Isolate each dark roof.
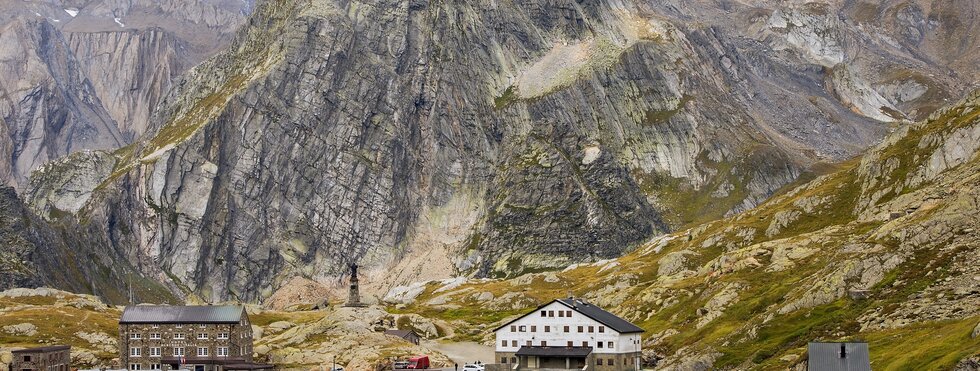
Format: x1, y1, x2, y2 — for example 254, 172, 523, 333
12, 346, 70, 353
515, 346, 593, 357
807, 342, 871, 371
120, 305, 245, 324
384, 329, 419, 339
493, 298, 644, 334
555, 298, 645, 333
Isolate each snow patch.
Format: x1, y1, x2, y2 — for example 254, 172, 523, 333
64, 9, 78, 17
113, 17, 125, 27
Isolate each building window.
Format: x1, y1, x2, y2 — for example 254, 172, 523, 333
173, 333, 185, 340
501, 340, 507, 347
544, 326, 550, 332
130, 348, 141, 357
588, 326, 594, 332
567, 341, 573, 347
582, 341, 588, 347
510, 325, 516, 332
150, 364, 160, 370
566, 311, 572, 317
558, 311, 565, 318
150, 347, 161, 357
501, 358, 507, 364
197, 347, 208, 357
511, 340, 517, 347
197, 333, 208, 340
541, 341, 547, 346
577, 326, 583, 333
151, 325, 159, 329
598, 326, 605, 333
130, 364, 141, 370
217, 347, 228, 357
526, 341, 531, 346
518, 325, 526, 332
608, 359, 614, 366
130, 333, 142, 340
597, 359, 603, 366
199, 324, 206, 328
510, 357, 516, 364
23, 356, 31, 362
563, 326, 569, 332
598, 342, 603, 349
530, 326, 536, 332
548, 310, 554, 317
175, 324, 183, 328
218, 333, 229, 339
150, 333, 161, 340
540, 311, 546, 317
173, 348, 184, 357
608, 341, 614, 348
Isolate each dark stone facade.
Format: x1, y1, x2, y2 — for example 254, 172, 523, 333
119, 319, 253, 371
11, 346, 70, 371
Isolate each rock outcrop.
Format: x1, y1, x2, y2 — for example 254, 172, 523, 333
0, 0, 252, 188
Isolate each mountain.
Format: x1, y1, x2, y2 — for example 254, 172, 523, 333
393, 89, 980, 369
14, 0, 980, 303
0, 0, 253, 188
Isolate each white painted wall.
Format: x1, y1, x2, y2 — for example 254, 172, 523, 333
493, 301, 642, 355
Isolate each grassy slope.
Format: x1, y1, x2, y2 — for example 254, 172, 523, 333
394, 93, 980, 369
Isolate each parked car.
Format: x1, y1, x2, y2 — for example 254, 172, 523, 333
393, 361, 410, 369
406, 355, 430, 369
462, 364, 485, 371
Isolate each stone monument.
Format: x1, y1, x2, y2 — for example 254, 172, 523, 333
344, 262, 367, 307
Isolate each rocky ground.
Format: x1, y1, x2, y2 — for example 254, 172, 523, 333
0, 288, 454, 371
386, 91, 980, 369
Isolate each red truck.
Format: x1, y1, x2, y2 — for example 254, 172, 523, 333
406, 355, 430, 369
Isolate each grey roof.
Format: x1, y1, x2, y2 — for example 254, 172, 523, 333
807, 342, 871, 371
516, 346, 593, 357
493, 298, 644, 334
556, 298, 645, 333
120, 305, 245, 324
12, 346, 70, 353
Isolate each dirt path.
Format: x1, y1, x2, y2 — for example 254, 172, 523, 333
423, 341, 495, 367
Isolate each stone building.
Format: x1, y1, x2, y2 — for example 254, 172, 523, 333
118, 305, 267, 371
10, 346, 70, 371
493, 298, 644, 371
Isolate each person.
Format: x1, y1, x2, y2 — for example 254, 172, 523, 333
454, 363, 458, 371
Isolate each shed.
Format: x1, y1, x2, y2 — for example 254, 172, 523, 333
807, 342, 871, 371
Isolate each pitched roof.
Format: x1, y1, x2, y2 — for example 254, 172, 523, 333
807, 342, 871, 371
120, 305, 245, 324
493, 298, 644, 334
515, 346, 593, 357
12, 346, 70, 353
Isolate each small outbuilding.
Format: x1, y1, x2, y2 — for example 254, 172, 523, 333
11, 345, 71, 371
807, 342, 871, 371
384, 329, 421, 345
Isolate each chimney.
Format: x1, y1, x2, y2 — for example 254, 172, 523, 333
839, 343, 846, 358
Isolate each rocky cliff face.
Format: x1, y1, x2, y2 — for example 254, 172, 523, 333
18, 0, 979, 303
0, 0, 252, 187
399, 89, 980, 369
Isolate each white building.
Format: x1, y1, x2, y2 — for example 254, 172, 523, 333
493, 298, 643, 371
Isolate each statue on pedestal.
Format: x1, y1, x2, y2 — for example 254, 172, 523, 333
344, 262, 367, 307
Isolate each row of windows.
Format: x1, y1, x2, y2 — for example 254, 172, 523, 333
130, 333, 230, 340
129, 363, 161, 370
510, 324, 607, 334
129, 347, 232, 357
539, 310, 574, 318
501, 340, 615, 349
498, 357, 635, 366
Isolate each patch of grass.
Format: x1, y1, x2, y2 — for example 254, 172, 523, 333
865, 316, 980, 370
494, 85, 519, 109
